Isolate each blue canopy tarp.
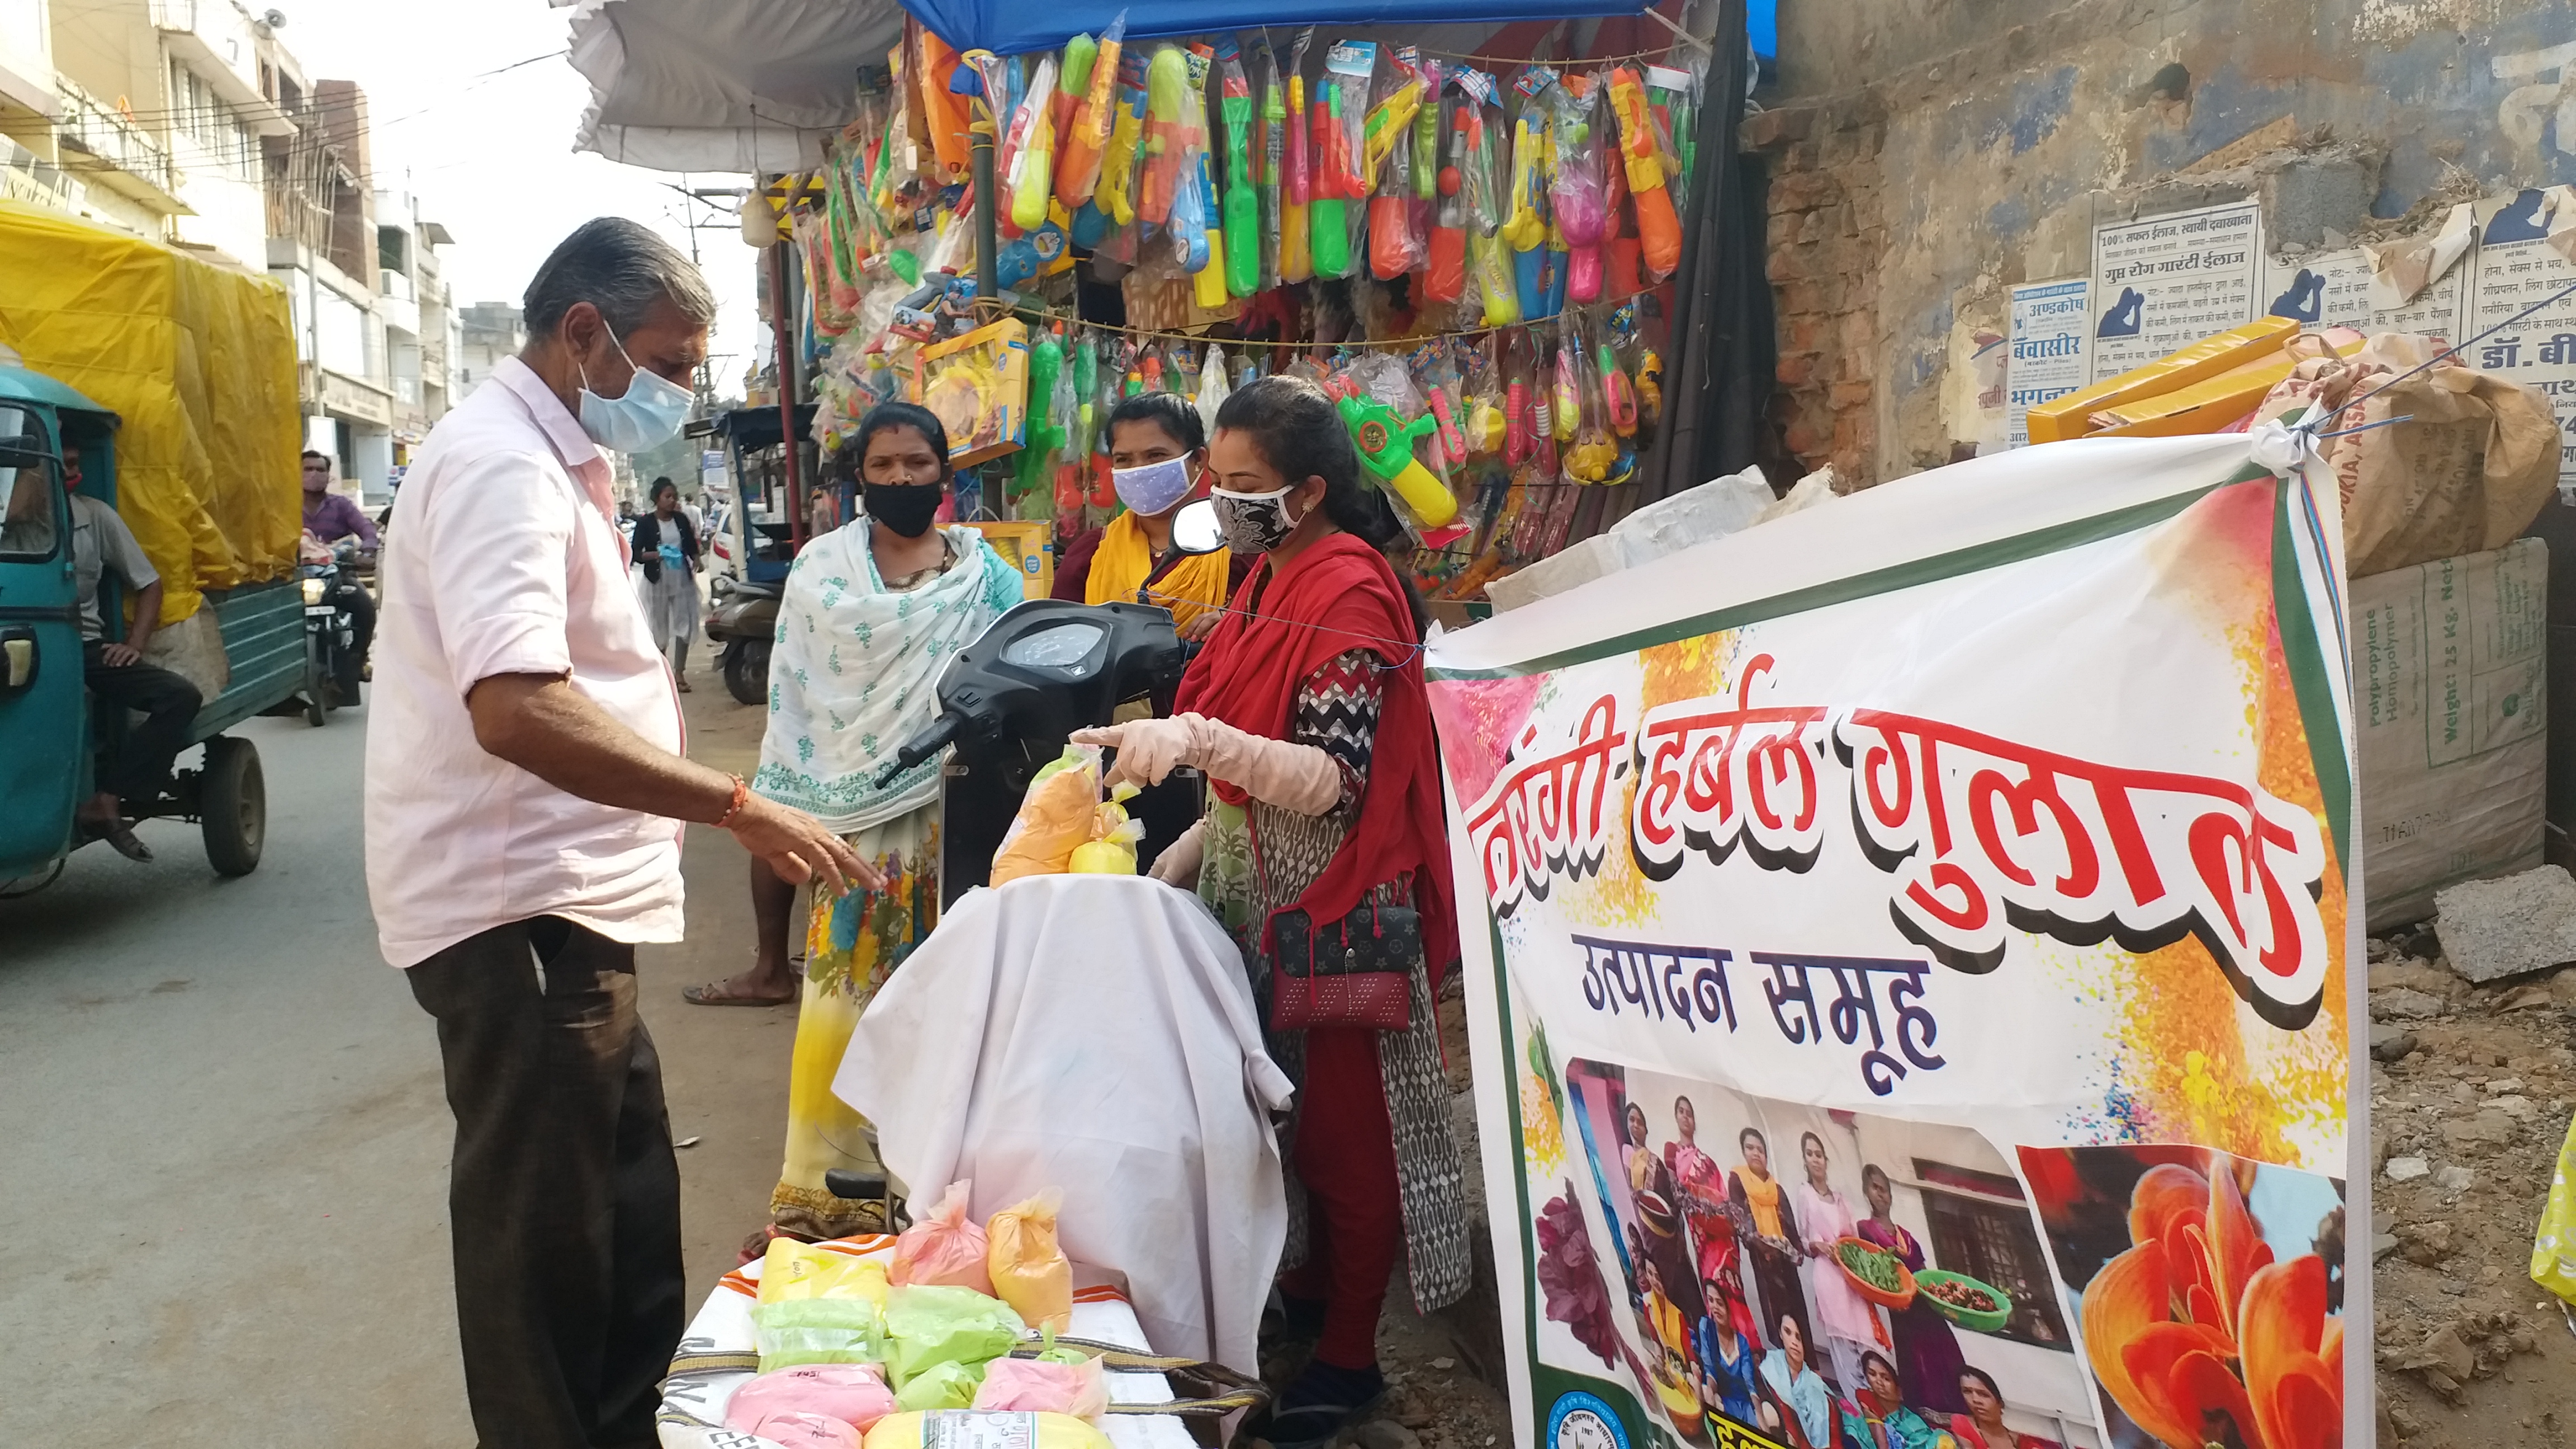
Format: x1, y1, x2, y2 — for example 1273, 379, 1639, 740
897, 0, 1659, 55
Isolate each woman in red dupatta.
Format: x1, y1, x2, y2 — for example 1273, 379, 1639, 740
1076, 376, 1467, 1449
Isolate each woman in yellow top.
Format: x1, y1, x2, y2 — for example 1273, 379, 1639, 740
1050, 391, 1247, 634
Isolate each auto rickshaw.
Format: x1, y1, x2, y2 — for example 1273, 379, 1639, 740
0, 365, 309, 889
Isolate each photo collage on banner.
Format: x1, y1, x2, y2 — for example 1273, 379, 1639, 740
1428, 434, 2359, 1449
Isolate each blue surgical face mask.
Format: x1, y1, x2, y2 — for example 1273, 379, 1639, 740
577, 324, 694, 452
1111, 455, 1197, 516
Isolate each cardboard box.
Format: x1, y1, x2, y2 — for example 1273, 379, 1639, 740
967, 520, 1054, 600
2091, 330, 2366, 438
2352, 538, 2549, 930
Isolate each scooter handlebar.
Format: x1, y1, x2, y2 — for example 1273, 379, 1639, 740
873, 711, 965, 789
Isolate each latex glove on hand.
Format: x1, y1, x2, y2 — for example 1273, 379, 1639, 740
1070, 715, 1203, 789
1070, 712, 1344, 817
1149, 818, 1206, 890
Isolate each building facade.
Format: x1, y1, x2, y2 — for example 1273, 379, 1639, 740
0, 0, 457, 500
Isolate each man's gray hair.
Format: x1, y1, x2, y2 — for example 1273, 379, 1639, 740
523, 217, 716, 338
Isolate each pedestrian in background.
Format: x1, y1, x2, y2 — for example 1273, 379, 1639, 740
631, 475, 701, 689
366, 216, 872, 1449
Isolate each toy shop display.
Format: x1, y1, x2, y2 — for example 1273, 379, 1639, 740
771, 15, 1708, 602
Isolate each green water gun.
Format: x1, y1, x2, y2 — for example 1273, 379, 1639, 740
1412, 59, 1441, 201
1217, 40, 1258, 297
1328, 379, 1459, 527
1311, 40, 1375, 280
1015, 324, 1066, 500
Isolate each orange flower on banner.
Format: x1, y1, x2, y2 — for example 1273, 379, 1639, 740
2081, 1154, 2343, 1449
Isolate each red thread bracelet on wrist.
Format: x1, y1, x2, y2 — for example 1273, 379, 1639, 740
712, 774, 750, 828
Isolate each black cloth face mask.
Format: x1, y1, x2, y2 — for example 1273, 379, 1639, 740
864, 480, 945, 537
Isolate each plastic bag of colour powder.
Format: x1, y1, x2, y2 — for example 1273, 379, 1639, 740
986, 1188, 1073, 1331
892, 1180, 995, 1294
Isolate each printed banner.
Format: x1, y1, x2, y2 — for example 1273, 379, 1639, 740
2090, 201, 2264, 383
1428, 435, 2366, 1449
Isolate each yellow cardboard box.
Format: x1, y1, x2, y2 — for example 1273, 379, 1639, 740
2025, 316, 2297, 443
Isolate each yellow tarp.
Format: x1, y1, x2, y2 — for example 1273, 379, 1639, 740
0, 200, 300, 623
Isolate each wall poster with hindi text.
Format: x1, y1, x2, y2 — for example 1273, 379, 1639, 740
2262, 247, 2467, 341
2090, 201, 2264, 383
2467, 187, 2576, 490
1428, 434, 2365, 1449
2007, 278, 2092, 448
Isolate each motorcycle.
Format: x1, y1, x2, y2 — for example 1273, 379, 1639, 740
873, 499, 1229, 898
297, 538, 367, 726
703, 572, 782, 706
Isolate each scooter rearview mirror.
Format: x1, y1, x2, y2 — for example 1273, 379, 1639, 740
1169, 498, 1225, 556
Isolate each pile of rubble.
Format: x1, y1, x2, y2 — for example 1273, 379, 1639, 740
2368, 867, 2576, 1445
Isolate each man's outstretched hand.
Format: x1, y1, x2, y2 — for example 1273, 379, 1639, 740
727, 793, 882, 896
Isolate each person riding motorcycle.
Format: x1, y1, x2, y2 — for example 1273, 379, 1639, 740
300, 450, 378, 676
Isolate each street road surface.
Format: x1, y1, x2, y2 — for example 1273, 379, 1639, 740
0, 680, 802, 1445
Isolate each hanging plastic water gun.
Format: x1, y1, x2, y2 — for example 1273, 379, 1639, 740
1090, 339, 1130, 513
1408, 59, 1442, 277
1424, 87, 1469, 303
1138, 45, 1190, 226
1280, 29, 1315, 283
1363, 53, 1425, 281
1426, 372, 1468, 470
1498, 72, 1552, 253
1053, 13, 1126, 210
1450, 78, 1515, 326
1078, 52, 1149, 245
1607, 65, 1680, 281
916, 29, 974, 181
1216, 41, 1258, 297
1462, 340, 1508, 457
1503, 329, 1533, 468
1054, 31, 1092, 137
1190, 137, 1227, 308
1053, 329, 1096, 528
1015, 324, 1067, 501
1325, 376, 1459, 527
1006, 56, 1061, 233
1311, 40, 1375, 280
1257, 38, 1285, 291
1596, 335, 1637, 437
1550, 74, 1608, 304
1173, 45, 1221, 303
1558, 315, 1618, 484
1649, 64, 1699, 214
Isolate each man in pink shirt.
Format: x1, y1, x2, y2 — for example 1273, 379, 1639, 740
367, 217, 873, 1449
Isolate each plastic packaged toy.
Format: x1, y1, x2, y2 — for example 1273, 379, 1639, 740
1550, 74, 1608, 303
910, 317, 1030, 467
1310, 39, 1374, 280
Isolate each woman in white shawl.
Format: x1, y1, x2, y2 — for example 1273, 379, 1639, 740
735, 401, 1020, 1238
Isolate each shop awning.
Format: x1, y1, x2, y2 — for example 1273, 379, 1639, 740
896, 0, 1661, 55
560, 0, 907, 173
557, 0, 1710, 172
